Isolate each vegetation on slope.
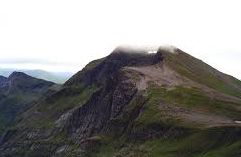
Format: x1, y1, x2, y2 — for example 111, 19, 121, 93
90, 126, 241, 157
161, 50, 241, 98
89, 85, 241, 157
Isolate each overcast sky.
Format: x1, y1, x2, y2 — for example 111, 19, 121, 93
0, 0, 240, 79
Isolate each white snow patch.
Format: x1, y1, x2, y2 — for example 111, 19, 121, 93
148, 50, 157, 54
235, 120, 241, 124
114, 45, 159, 54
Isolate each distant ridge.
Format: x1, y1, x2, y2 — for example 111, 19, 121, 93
0, 75, 7, 82
0, 72, 56, 134
0, 68, 73, 84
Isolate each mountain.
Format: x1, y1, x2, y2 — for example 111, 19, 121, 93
0, 75, 7, 82
0, 72, 57, 134
0, 69, 73, 84
0, 46, 241, 157
0, 76, 7, 87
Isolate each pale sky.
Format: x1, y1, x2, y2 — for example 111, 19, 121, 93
0, 0, 241, 79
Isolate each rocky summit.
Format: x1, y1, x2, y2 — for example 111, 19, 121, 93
0, 46, 241, 157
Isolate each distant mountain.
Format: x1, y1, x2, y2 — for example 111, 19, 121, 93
0, 68, 73, 84
0, 46, 241, 157
0, 72, 57, 134
0, 76, 7, 87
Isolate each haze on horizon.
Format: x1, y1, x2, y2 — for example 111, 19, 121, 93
0, 0, 241, 79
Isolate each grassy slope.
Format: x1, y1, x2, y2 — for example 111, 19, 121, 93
4, 84, 99, 156
0, 91, 46, 134
162, 51, 241, 98
90, 85, 241, 157
0, 73, 56, 133
91, 126, 241, 157
18, 85, 98, 129
147, 86, 241, 119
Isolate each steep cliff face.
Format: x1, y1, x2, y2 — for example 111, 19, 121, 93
0, 47, 241, 157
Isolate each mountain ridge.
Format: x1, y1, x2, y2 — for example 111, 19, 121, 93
0, 69, 73, 84
0, 76, 7, 86
0, 72, 57, 135
0, 46, 241, 157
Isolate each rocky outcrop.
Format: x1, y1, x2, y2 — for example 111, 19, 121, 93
65, 72, 138, 141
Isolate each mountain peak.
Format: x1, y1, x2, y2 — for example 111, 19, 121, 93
5, 71, 55, 94
8, 71, 31, 80
108, 48, 163, 65
1, 46, 241, 157
0, 75, 7, 86
112, 45, 182, 54
66, 45, 241, 97
65, 46, 164, 86
0, 75, 7, 81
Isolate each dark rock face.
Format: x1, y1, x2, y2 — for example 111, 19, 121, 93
65, 71, 138, 142
62, 49, 165, 142
65, 48, 163, 87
